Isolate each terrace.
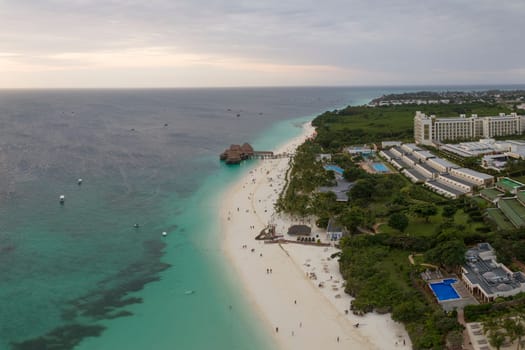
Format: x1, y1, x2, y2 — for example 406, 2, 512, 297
496, 177, 524, 194
485, 208, 515, 231
479, 188, 503, 203
517, 190, 525, 205
498, 198, 525, 228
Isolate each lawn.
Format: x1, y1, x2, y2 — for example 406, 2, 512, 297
312, 103, 512, 150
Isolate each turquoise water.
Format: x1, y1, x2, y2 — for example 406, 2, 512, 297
75, 115, 311, 350
2, 86, 521, 349
372, 163, 389, 172
0, 88, 361, 350
324, 165, 344, 175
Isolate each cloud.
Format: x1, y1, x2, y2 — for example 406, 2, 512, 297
0, 0, 524, 87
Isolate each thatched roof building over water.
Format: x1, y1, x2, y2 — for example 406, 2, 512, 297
220, 143, 256, 164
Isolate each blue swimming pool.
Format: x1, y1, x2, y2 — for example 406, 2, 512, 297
429, 279, 460, 301
324, 165, 344, 175
372, 162, 389, 172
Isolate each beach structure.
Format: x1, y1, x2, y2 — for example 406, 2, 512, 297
414, 111, 525, 146
219, 143, 274, 164
287, 225, 312, 236
461, 243, 525, 303
326, 218, 345, 241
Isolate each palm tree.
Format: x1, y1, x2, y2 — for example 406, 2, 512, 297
483, 316, 506, 350
504, 317, 518, 350
511, 314, 525, 350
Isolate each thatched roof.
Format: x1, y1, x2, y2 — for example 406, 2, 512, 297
221, 142, 255, 164
241, 143, 254, 155
287, 225, 312, 235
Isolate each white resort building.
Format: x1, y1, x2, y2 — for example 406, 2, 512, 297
462, 243, 525, 303
414, 111, 525, 146
379, 143, 494, 199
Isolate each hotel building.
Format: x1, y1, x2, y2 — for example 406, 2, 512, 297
414, 111, 525, 146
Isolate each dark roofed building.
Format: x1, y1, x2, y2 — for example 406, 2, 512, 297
287, 225, 312, 236
461, 243, 525, 303
326, 218, 345, 241
220, 143, 255, 164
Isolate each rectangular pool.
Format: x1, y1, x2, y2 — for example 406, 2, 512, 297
429, 278, 460, 301
372, 162, 389, 173
324, 165, 344, 175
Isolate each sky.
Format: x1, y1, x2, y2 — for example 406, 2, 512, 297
0, 0, 524, 88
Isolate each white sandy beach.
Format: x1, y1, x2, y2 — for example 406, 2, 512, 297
221, 122, 411, 350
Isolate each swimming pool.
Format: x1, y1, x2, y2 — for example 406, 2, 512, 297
429, 278, 460, 301
324, 165, 344, 175
372, 162, 389, 173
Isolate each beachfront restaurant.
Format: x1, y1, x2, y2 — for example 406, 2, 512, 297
461, 243, 525, 303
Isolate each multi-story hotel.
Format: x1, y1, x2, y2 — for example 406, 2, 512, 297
414, 111, 525, 145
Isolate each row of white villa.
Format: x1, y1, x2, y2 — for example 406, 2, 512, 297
380, 143, 494, 198
414, 111, 525, 146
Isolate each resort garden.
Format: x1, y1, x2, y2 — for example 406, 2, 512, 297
276, 101, 525, 349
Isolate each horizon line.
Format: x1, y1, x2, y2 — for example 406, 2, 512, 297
1, 83, 525, 91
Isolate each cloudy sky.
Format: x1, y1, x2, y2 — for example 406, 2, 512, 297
0, 0, 524, 88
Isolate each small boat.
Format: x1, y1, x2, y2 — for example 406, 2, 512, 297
77, 178, 83, 185
184, 290, 195, 295
59, 195, 65, 204
162, 231, 167, 237
133, 224, 140, 228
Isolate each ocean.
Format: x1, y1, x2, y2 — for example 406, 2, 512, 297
0, 85, 522, 350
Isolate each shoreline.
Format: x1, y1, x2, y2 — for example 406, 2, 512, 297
220, 121, 411, 349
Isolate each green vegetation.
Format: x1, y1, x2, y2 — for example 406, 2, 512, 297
464, 297, 525, 350
312, 103, 512, 151
277, 99, 525, 349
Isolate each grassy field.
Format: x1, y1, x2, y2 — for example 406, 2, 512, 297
312, 103, 512, 149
